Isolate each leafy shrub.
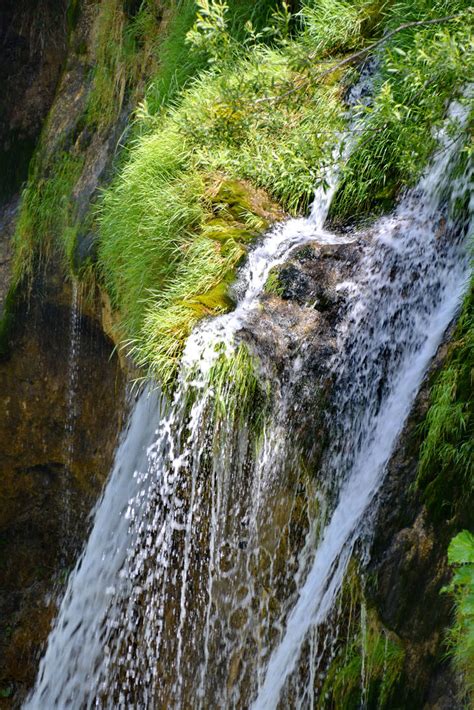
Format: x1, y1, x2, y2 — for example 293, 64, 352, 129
330, 0, 473, 222
443, 530, 474, 706
417, 282, 473, 524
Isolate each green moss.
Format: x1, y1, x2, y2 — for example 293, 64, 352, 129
320, 566, 405, 709
443, 530, 474, 706
416, 281, 473, 525
12, 150, 85, 283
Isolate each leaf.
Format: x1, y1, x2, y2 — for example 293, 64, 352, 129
448, 531, 474, 566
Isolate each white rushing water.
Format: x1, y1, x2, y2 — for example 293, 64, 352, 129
253, 98, 472, 707
26, 96, 471, 708
25, 388, 161, 709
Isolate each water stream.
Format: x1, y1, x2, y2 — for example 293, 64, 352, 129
26, 98, 471, 708
61, 280, 83, 553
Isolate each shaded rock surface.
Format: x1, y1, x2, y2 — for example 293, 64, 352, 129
366, 331, 463, 709
0, 274, 126, 706
0, 0, 69, 199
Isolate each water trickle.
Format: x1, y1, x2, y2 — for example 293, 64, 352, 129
61, 280, 83, 551
26, 97, 471, 709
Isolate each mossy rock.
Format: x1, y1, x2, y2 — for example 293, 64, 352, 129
202, 220, 257, 244
186, 280, 236, 313
206, 175, 285, 226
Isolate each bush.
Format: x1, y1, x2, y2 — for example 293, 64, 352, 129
443, 530, 474, 706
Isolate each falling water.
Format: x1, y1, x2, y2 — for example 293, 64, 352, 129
26, 97, 471, 708
253, 98, 472, 708
26, 387, 161, 709
61, 280, 83, 550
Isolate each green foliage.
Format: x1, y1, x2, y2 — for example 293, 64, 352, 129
186, 0, 231, 64
12, 150, 85, 282
85, 0, 162, 130
206, 343, 269, 431
143, 0, 207, 113
142, 0, 281, 115
99, 0, 375, 386
417, 282, 473, 524
443, 530, 474, 706
319, 569, 405, 710
264, 269, 285, 297
300, 0, 376, 57
97, 147, 278, 387
330, 0, 473, 222
320, 619, 405, 709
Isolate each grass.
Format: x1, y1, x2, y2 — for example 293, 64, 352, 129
329, 0, 474, 223
319, 615, 405, 709
143, 0, 281, 115
416, 281, 473, 525
12, 150, 85, 283
85, 0, 162, 131
190, 342, 269, 434
443, 530, 474, 707
98, 0, 375, 386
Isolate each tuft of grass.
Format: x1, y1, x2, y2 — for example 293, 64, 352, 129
416, 281, 473, 524
319, 617, 405, 709
264, 269, 285, 297
206, 342, 269, 432
443, 530, 474, 706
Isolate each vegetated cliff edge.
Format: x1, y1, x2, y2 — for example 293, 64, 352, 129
0, 0, 472, 707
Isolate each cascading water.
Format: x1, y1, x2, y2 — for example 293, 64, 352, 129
65, 281, 82, 468
26, 387, 162, 708
254, 98, 472, 707
26, 96, 471, 709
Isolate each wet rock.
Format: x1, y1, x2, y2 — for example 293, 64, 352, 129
364, 327, 463, 708
0, 199, 18, 322
0, 279, 126, 705
0, 0, 69, 199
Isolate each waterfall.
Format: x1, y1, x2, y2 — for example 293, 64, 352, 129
253, 98, 472, 707
26, 97, 471, 708
65, 281, 83, 462
25, 387, 161, 709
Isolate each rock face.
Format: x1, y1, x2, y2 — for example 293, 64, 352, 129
241, 239, 362, 471
0, 0, 69, 200
0, 1, 130, 705
0, 271, 126, 705
366, 335, 462, 709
